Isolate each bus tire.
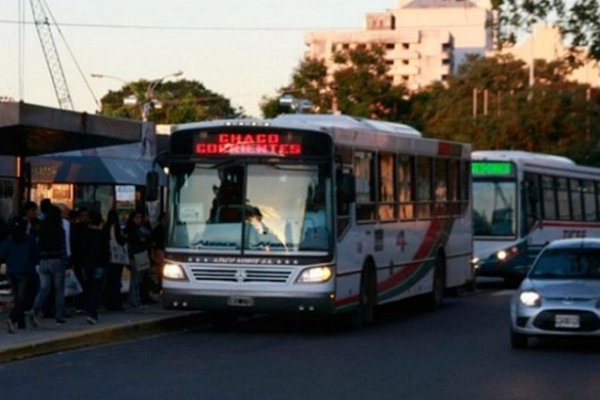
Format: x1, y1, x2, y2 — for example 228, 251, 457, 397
348, 261, 377, 329
424, 252, 446, 311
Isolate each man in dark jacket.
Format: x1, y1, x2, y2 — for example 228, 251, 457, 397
0, 218, 40, 332
81, 209, 109, 324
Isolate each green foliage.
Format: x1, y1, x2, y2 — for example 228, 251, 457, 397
413, 54, 600, 166
260, 46, 409, 120
97, 79, 244, 123
494, 1, 600, 61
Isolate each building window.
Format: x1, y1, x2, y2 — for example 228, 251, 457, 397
402, 59, 409, 65
386, 43, 395, 50
402, 43, 410, 50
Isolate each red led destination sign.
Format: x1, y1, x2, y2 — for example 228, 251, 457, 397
195, 133, 303, 156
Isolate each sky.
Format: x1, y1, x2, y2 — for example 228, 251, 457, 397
0, 0, 396, 117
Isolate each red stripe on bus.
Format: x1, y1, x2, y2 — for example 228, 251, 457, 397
538, 221, 600, 228
335, 220, 445, 307
438, 142, 463, 157
378, 219, 443, 292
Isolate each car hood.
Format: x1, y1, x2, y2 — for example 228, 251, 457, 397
523, 278, 600, 299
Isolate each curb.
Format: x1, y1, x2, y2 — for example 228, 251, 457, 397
0, 312, 206, 364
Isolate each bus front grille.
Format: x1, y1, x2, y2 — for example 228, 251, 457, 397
190, 267, 293, 283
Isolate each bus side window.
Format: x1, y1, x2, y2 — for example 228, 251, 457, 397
524, 174, 541, 232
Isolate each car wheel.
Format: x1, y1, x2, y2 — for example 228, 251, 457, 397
511, 330, 528, 349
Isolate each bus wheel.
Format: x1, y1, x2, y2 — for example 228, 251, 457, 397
425, 252, 446, 311
348, 262, 377, 328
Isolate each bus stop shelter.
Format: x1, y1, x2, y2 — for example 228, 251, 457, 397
0, 101, 144, 210
0, 101, 141, 156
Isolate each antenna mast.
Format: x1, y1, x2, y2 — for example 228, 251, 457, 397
29, 0, 74, 110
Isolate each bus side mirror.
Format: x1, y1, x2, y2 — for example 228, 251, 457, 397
146, 171, 159, 202
338, 172, 356, 203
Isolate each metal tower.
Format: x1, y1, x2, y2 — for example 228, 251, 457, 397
29, 0, 74, 110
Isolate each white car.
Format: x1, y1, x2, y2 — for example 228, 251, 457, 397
510, 238, 600, 349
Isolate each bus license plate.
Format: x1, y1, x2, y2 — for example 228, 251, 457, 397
555, 314, 580, 329
227, 296, 254, 307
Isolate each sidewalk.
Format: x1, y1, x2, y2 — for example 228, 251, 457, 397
0, 298, 205, 363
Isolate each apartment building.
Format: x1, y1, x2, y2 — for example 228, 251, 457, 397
492, 25, 600, 87
305, 0, 493, 91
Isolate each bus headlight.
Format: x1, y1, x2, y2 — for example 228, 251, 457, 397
297, 266, 333, 283
497, 246, 519, 261
163, 263, 188, 281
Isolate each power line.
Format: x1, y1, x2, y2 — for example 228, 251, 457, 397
0, 19, 360, 32
2, 18, 491, 31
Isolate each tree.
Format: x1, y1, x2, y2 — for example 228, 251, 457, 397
98, 79, 244, 124
493, 0, 600, 61
412, 54, 600, 165
261, 46, 410, 120
260, 58, 329, 117
331, 46, 409, 119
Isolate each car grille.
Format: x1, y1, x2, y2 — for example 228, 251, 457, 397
190, 267, 293, 283
533, 310, 600, 332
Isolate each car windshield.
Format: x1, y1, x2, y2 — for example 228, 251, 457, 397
472, 179, 517, 237
530, 248, 600, 279
167, 161, 332, 255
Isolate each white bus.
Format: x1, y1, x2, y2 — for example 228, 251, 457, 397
151, 114, 473, 325
472, 150, 600, 285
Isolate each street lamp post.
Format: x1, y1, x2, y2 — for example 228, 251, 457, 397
91, 70, 183, 120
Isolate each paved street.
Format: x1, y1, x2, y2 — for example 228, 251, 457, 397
1, 283, 598, 400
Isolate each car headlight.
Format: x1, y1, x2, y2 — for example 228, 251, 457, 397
163, 263, 187, 280
297, 266, 333, 283
497, 250, 508, 260
519, 290, 541, 307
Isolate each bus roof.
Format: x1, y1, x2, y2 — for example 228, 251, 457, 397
172, 114, 422, 137
472, 150, 576, 167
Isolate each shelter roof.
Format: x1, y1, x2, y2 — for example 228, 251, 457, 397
0, 102, 142, 156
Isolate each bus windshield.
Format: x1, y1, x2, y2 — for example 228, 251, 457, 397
167, 161, 332, 255
472, 179, 517, 237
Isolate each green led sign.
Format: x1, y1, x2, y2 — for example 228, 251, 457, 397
472, 161, 513, 176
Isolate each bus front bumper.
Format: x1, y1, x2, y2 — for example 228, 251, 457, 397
162, 288, 336, 315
